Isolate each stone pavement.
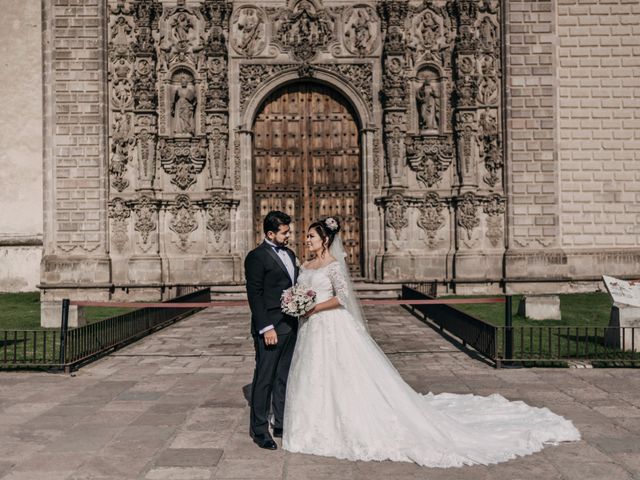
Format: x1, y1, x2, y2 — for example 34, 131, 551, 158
1, 305, 640, 480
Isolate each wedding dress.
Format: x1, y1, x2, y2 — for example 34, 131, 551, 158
282, 260, 580, 468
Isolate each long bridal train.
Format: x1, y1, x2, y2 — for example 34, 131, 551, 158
283, 261, 580, 468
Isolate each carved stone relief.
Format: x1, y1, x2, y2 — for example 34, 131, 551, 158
231, 7, 266, 56
206, 195, 231, 242
169, 194, 198, 250
483, 193, 505, 247
405, 135, 454, 188
343, 6, 379, 56
456, 191, 480, 243
385, 193, 409, 240
272, 0, 335, 61
158, 138, 208, 190
417, 193, 445, 247
108, 198, 131, 252
133, 195, 158, 251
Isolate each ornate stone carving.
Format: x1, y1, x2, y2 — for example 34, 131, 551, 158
417, 192, 445, 247
454, 110, 478, 184
157, 4, 206, 71
373, 129, 382, 189
483, 193, 504, 248
272, 0, 335, 62
408, 3, 454, 67
322, 63, 373, 111
479, 109, 502, 187
109, 139, 132, 192
108, 198, 131, 252
239, 64, 295, 113
385, 193, 408, 240
170, 194, 198, 250
158, 138, 208, 190
378, 1, 408, 54
169, 70, 197, 136
456, 192, 479, 241
233, 130, 241, 190
384, 112, 407, 179
406, 135, 454, 188
231, 6, 266, 56
239, 63, 373, 115
415, 68, 442, 132
133, 195, 158, 247
343, 6, 379, 56
206, 195, 230, 242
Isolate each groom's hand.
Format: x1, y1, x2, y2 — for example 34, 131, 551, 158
264, 329, 278, 346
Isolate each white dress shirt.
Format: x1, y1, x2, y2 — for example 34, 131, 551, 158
259, 239, 295, 335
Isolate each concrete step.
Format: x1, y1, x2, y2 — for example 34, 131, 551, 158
210, 283, 403, 301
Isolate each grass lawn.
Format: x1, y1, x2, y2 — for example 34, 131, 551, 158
0, 292, 135, 331
452, 292, 612, 328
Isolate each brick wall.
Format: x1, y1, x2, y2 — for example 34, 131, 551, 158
505, 0, 560, 250
558, 0, 640, 248
43, 0, 107, 255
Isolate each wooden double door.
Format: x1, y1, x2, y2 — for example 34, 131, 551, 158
253, 83, 362, 275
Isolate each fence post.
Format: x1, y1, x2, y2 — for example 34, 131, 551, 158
59, 299, 70, 369
505, 295, 513, 362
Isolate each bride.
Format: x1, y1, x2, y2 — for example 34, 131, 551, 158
282, 217, 580, 468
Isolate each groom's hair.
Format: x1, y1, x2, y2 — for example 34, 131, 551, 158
264, 210, 291, 235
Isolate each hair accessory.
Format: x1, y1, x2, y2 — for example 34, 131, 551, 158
324, 217, 339, 232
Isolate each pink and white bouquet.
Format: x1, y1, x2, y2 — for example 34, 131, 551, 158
281, 284, 316, 317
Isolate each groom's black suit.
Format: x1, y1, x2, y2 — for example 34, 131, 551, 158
245, 241, 299, 439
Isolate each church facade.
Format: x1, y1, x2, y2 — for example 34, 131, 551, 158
1, 0, 639, 324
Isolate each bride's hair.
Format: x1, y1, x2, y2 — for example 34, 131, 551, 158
309, 217, 341, 255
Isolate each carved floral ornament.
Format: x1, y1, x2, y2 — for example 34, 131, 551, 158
417, 192, 445, 248
170, 194, 199, 250
238, 63, 374, 115
108, 198, 131, 252
384, 194, 409, 240
456, 192, 480, 241
483, 193, 505, 248
206, 195, 231, 242
405, 135, 454, 188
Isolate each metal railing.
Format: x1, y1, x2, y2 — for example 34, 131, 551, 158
403, 284, 640, 367
0, 288, 210, 371
402, 284, 500, 364
496, 325, 640, 366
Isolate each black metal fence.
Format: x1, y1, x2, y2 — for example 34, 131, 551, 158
402, 284, 640, 367
0, 288, 210, 371
402, 284, 498, 362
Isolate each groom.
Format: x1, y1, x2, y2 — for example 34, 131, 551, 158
244, 210, 299, 450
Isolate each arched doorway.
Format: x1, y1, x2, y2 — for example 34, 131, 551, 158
252, 82, 362, 276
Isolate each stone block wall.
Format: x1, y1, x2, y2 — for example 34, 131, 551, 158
0, 0, 44, 291
40, 0, 110, 323
557, 0, 640, 248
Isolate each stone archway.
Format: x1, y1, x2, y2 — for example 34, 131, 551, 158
251, 82, 363, 276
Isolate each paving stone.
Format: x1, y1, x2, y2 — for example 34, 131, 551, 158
0, 305, 639, 479
145, 467, 214, 480
154, 448, 223, 467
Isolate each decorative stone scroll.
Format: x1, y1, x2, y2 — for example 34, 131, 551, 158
405, 135, 454, 188
158, 138, 208, 190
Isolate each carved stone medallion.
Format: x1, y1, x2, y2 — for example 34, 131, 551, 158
231, 6, 266, 57
343, 6, 379, 56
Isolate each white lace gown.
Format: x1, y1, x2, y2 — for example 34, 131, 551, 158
282, 262, 581, 468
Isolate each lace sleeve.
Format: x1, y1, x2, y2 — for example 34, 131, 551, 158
326, 262, 349, 307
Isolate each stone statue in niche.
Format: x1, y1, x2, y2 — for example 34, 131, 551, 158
231, 7, 266, 56
416, 78, 440, 131
171, 72, 197, 136
172, 12, 194, 49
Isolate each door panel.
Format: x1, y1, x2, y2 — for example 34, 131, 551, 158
253, 83, 362, 275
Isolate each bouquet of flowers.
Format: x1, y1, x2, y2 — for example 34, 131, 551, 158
281, 284, 316, 317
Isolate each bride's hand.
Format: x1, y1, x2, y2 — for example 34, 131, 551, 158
302, 306, 317, 318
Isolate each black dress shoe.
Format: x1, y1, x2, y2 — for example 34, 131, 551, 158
272, 427, 283, 438
251, 434, 277, 450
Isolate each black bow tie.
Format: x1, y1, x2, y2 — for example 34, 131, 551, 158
272, 245, 287, 252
